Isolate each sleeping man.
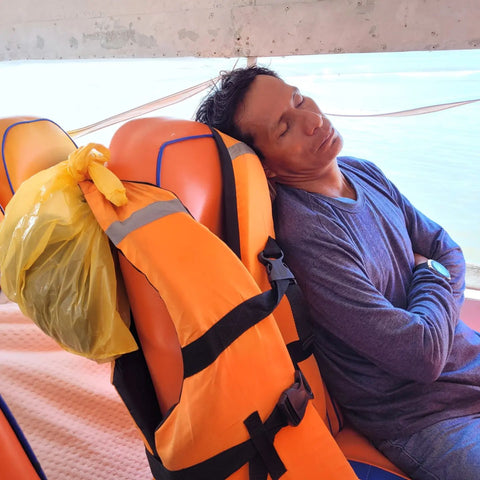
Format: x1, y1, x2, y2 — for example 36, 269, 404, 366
195, 65, 480, 480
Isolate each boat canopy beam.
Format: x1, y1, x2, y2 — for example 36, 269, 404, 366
1, 0, 479, 61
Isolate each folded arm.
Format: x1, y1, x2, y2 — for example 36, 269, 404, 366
280, 204, 464, 384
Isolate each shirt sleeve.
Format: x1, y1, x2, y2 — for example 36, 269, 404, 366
388, 180, 466, 310
355, 158, 466, 310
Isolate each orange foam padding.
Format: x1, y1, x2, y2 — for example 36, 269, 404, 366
119, 255, 183, 415
109, 117, 223, 235
336, 426, 409, 478
0, 116, 76, 210
108, 118, 225, 416
0, 406, 42, 479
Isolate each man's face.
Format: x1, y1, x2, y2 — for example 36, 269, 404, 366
235, 75, 343, 188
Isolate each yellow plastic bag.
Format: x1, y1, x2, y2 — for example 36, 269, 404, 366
0, 144, 138, 362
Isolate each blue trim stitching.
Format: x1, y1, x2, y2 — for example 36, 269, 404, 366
155, 134, 214, 187
1, 118, 77, 196
349, 460, 407, 480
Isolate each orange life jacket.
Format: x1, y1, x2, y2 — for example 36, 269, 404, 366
81, 178, 358, 480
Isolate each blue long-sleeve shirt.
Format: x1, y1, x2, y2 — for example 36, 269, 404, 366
274, 156, 480, 441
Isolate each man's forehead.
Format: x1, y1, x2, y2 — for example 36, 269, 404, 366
246, 75, 291, 106
236, 75, 291, 135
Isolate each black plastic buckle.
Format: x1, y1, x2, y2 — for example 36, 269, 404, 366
277, 370, 314, 427
258, 249, 296, 284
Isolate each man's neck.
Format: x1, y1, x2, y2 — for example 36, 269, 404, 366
277, 162, 356, 200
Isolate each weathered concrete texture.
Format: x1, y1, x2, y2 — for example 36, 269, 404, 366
1, 0, 479, 60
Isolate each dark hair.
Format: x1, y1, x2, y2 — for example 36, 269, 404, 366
195, 65, 279, 156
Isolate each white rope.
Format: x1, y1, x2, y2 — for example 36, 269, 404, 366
68, 74, 479, 138
68, 76, 219, 138
326, 98, 480, 118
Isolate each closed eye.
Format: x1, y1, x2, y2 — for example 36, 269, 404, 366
279, 123, 289, 137
278, 88, 303, 138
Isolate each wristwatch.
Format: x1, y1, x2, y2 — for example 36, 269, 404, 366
414, 259, 451, 280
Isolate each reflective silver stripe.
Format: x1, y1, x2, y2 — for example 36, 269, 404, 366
106, 198, 188, 245
227, 142, 255, 161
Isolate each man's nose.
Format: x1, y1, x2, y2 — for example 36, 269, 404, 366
300, 110, 323, 135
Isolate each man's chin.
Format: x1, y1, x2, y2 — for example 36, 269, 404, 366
332, 132, 344, 156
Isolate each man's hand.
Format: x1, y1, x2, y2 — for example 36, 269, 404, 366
414, 253, 428, 266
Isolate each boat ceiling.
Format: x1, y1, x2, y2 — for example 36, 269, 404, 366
1, 0, 479, 61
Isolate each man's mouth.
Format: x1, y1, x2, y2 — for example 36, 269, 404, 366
315, 127, 335, 152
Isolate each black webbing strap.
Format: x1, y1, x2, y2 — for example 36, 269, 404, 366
210, 127, 241, 259
284, 289, 315, 363
146, 370, 312, 480
182, 273, 292, 378
259, 237, 315, 366
208, 129, 315, 368
145, 410, 285, 480
244, 412, 286, 480
146, 437, 257, 480
145, 406, 286, 480
112, 317, 163, 454
244, 370, 313, 480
